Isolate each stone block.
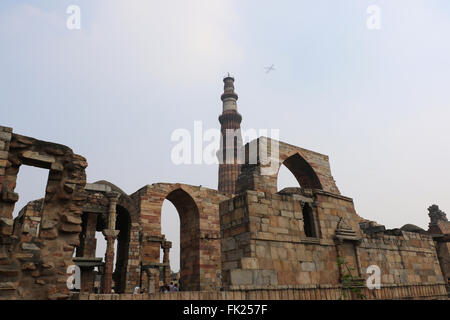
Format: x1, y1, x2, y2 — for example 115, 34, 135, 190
21, 151, 55, 165
222, 238, 236, 252
0, 218, 14, 235
296, 272, 312, 285
59, 223, 82, 233
40, 228, 58, 240
61, 213, 82, 225
256, 245, 266, 258
0, 281, 19, 290
301, 262, 316, 272
21, 242, 40, 251
0, 132, 12, 142
241, 257, 258, 269
41, 219, 58, 230
50, 162, 64, 171
253, 270, 277, 286
230, 269, 253, 286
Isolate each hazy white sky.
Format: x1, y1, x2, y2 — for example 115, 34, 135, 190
2, 1, 450, 272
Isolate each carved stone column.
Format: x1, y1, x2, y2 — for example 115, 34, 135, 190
106, 191, 120, 230
145, 268, 159, 294
162, 241, 172, 286
101, 192, 120, 293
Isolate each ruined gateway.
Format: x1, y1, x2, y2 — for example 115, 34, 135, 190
0, 77, 449, 300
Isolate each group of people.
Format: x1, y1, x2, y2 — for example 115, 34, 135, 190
133, 282, 179, 294
159, 282, 179, 293
133, 286, 147, 294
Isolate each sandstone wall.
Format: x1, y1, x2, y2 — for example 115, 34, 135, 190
220, 189, 447, 298
131, 183, 229, 292
220, 190, 356, 290
0, 126, 87, 299
358, 231, 445, 285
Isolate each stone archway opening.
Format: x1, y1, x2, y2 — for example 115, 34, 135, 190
277, 153, 322, 190
163, 188, 200, 291
113, 205, 131, 293
277, 163, 300, 191
160, 199, 180, 281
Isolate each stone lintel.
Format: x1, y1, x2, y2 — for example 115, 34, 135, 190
144, 236, 165, 243
73, 257, 104, 268
85, 183, 112, 193
20, 151, 55, 168
83, 204, 107, 214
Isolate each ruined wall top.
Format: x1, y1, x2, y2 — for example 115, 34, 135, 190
236, 137, 340, 195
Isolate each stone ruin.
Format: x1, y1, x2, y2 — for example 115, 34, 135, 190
0, 77, 449, 300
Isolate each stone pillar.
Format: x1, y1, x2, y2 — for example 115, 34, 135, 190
0, 127, 19, 241
145, 268, 159, 294
106, 192, 120, 231
0, 126, 16, 223
162, 241, 172, 286
79, 213, 98, 257
80, 266, 96, 293
101, 192, 120, 293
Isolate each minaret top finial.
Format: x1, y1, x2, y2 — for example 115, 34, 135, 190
224, 72, 234, 81
221, 74, 238, 102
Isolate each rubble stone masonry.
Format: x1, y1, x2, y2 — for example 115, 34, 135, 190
0, 126, 87, 299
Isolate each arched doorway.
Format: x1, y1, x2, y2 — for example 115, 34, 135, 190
113, 205, 131, 293
164, 188, 200, 291
161, 199, 180, 286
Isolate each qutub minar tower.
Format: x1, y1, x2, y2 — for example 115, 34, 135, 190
218, 75, 243, 194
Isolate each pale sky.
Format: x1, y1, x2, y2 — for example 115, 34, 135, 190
2, 1, 450, 272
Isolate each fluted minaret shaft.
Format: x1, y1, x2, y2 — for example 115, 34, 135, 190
218, 76, 242, 194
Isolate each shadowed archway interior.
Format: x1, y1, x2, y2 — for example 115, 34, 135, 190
281, 153, 322, 190
165, 188, 200, 291
113, 205, 131, 293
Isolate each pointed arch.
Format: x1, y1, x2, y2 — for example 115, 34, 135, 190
280, 152, 322, 190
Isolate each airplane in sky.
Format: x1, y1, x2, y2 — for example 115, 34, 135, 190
265, 64, 275, 73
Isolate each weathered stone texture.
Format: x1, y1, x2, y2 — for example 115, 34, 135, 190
0, 126, 87, 300
220, 142, 447, 297
236, 137, 340, 195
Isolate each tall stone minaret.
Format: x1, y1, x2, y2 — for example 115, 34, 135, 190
218, 75, 243, 194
